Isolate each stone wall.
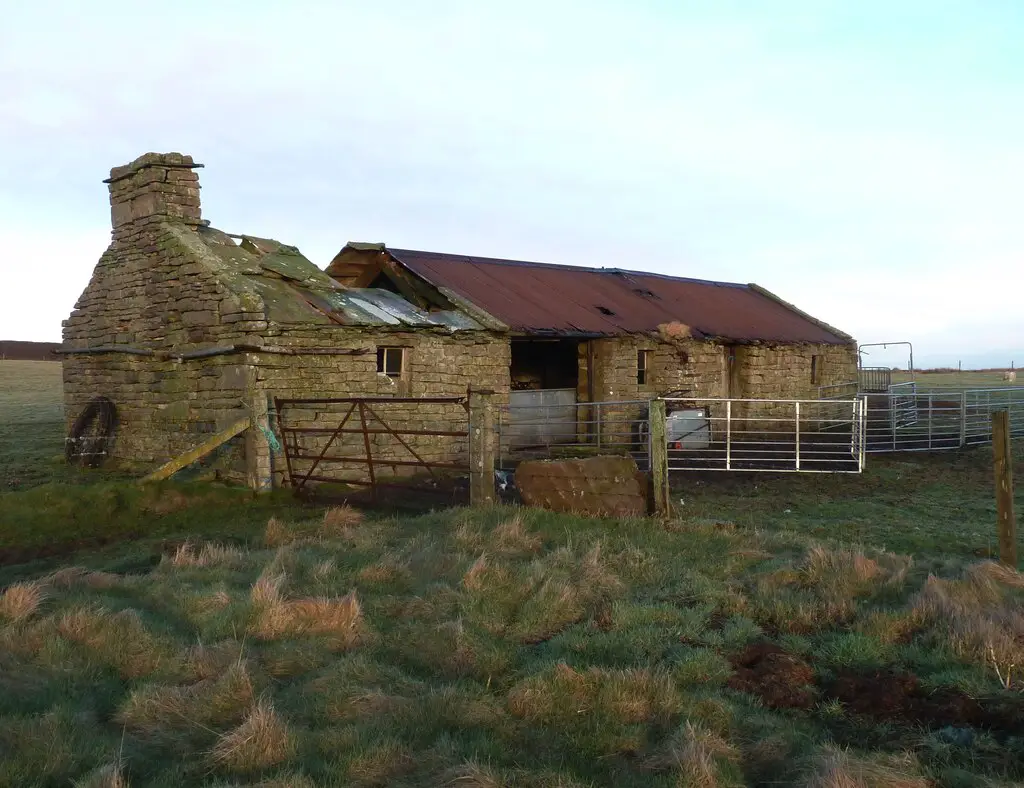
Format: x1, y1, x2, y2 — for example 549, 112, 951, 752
579, 336, 858, 446
63, 153, 512, 488
254, 329, 509, 487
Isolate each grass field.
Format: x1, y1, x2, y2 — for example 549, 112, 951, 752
0, 361, 69, 489
892, 370, 1023, 388
2, 361, 1024, 786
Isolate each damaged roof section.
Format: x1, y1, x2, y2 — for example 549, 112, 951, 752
327, 244, 853, 345
178, 227, 483, 331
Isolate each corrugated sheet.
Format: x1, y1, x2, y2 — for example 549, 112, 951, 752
388, 249, 849, 344
195, 227, 481, 330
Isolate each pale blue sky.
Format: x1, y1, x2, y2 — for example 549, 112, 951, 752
2, 0, 1022, 367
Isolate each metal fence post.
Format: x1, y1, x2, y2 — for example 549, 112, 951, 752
469, 389, 496, 506
795, 401, 801, 471
648, 398, 670, 517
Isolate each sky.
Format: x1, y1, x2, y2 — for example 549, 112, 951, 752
2, 0, 1022, 369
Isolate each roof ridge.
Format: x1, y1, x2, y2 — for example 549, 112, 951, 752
386, 248, 747, 289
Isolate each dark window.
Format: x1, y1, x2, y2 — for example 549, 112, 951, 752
377, 347, 405, 378
637, 349, 651, 385
811, 354, 823, 385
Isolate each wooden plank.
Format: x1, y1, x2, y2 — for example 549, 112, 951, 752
992, 410, 1018, 567
141, 418, 250, 483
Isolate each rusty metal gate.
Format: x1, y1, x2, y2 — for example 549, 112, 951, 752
274, 396, 471, 501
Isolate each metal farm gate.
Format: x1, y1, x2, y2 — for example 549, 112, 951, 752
861, 385, 1024, 453
274, 396, 473, 501
662, 397, 865, 473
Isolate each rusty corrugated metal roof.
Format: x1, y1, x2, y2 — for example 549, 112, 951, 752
384, 249, 851, 344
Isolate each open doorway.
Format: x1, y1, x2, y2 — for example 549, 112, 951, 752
510, 339, 579, 391
507, 339, 581, 449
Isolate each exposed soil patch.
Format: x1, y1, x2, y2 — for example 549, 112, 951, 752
825, 669, 1024, 737
727, 641, 817, 709
727, 642, 1024, 739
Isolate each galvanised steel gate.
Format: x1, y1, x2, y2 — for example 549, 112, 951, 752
662, 397, 865, 473
861, 385, 1024, 452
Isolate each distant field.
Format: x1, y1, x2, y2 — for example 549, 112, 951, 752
892, 369, 1023, 388
0, 361, 67, 488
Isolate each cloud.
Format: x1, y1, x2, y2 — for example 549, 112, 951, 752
1, 0, 1022, 360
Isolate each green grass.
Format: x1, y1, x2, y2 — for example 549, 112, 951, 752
0, 361, 73, 489
674, 444, 1024, 563
1, 506, 1023, 787
892, 369, 1024, 388
4, 360, 1024, 785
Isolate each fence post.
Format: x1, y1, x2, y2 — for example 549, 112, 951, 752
245, 364, 273, 493
648, 398, 670, 517
469, 389, 496, 506
992, 410, 1018, 567
959, 391, 967, 448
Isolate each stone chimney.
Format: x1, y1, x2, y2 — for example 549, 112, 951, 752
104, 152, 204, 236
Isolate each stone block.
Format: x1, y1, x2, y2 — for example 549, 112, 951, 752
514, 455, 647, 517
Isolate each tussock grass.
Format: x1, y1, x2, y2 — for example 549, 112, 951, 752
491, 513, 543, 555
322, 504, 363, 534
738, 545, 913, 634
344, 738, 414, 786
117, 659, 256, 733
0, 580, 46, 622
250, 570, 366, 648
805, 746, 929, 788
72, 760, 129, 788
646, 721, 741, 787
56, 606, 171, 679
442, 761, 506, 787
210, 697, 293, 772
166, 541, 246, 569
912, 561, 1024, 679
5, 501, 1024, 785
45, 566, 121, 589
508, 663, 679, 726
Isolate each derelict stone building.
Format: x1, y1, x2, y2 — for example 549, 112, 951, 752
62, 152, 857, 488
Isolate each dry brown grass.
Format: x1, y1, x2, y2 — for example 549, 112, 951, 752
0, 580, 46, 622
740, 546, 913, 634
325, 689, 410, 722
507, 663, 679, 726
646, 721, 739, 788
912, 561, 1024, 679
210, 697, 293, 773
56, 606, 169, 679
491, 513, 542, 555
250, 570, 366, 648
805, 746, 929, 788
345, 738, 414, 786
264, 517, 293, 548
442, 761, 505, 787
322, 504, 364, 534
44, 566, 120, 589
463, 553, 491, 592
117, 660, 255, 732
166, 541, 245, 568
72, 760, 130, 788
802, 546, 912, 593
185, 639, 245, 680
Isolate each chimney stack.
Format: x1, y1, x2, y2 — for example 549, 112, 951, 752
104, 152, 204, 235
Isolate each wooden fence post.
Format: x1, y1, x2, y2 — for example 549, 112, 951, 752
469, 389, 496, 506
992, 410, 1017, 567
649, 399, 670, 517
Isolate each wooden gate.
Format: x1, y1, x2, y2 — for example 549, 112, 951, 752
274, 396, 472, 502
